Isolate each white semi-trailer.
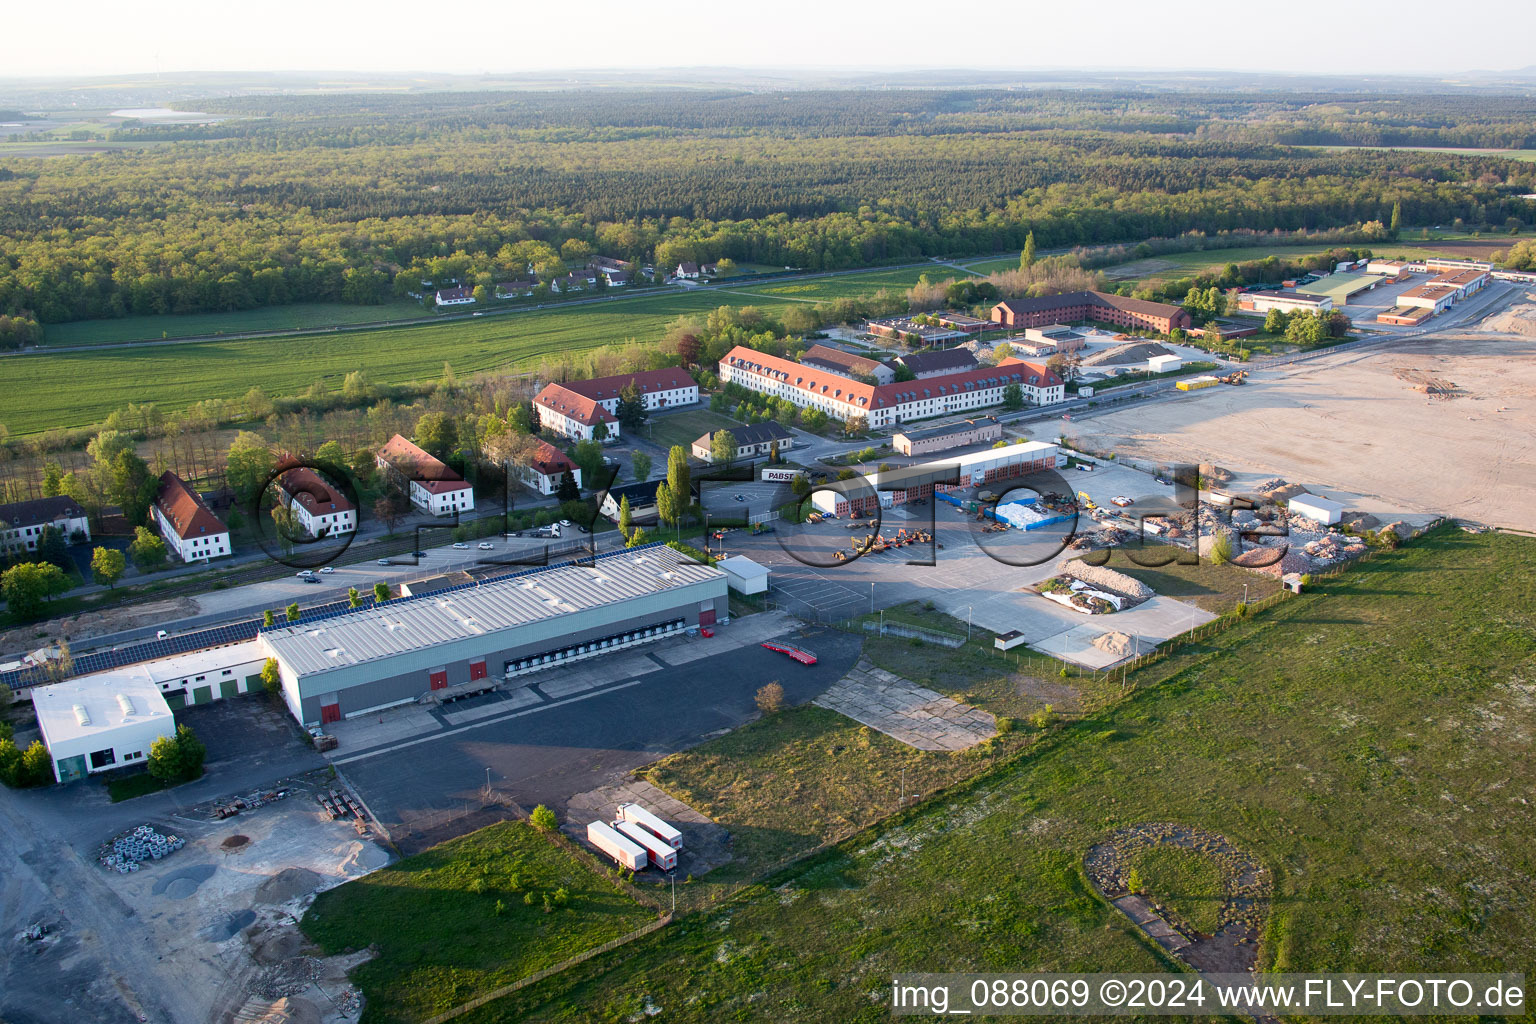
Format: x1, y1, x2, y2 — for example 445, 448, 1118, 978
587, 820, 648, 870
614, 819, 679, 871
618, 802, 684, 850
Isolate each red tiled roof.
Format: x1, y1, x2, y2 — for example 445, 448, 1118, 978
278, 466, 355, 514
154, 472, 227, 539
723, 347, 1061, 412
559, 368, 698, 404
800, 344, 885, 376
992, 290, 1184, 319
529, 440, 576, 478
378, 434, 471, 493
535, 383, 618, 426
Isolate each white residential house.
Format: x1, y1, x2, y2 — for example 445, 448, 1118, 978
434, 286, 475, 306
278, 467, 356, 538
0, 496, 91, 555
535, 368, 699, 443
518, 440, 582, 496
376, 435, 475, 516
675, 261, 701, 280
151, 472, 231, 562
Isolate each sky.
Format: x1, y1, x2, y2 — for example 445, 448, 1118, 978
8, 0, 1536, 80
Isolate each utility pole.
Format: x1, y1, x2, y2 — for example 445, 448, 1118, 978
967, 605, 972, 641
669, 871, 676, 914
900, 767, 906, 807
870, 581, 874, 615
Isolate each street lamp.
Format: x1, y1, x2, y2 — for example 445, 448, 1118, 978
967, 605, 972, 641
870, 581, 875, 615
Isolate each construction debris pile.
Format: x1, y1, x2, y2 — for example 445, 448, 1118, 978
1394, 366, 1464, 400
1055, 560, 1155, 603
99, 824, 185, 873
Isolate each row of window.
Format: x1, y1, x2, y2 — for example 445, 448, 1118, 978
505, 618, 687, 674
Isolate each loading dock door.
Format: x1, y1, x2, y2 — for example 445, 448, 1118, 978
429, 669, 448, 690
56, 754, 86, 783
164, 691, 187, 711
220, 678, 239, 699
469, 660, 487, 681
320, 703, 341, 724
699, 608, 717, 627
192, 685, 213, 705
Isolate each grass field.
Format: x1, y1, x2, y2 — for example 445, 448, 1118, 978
1128, 845, 1226, 936
1103, 234, 1511, 285
1, 289, 807, 437
453, 528, 1536, 1022
42, 301, 434, 346
301, 820, 655, 1024
725, 265, 936, 303
645, 408, 744, 452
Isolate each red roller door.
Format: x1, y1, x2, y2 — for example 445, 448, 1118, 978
699, 608, 716, 627
469, 660, 487, 681
429, 669, 448, 690
320, 703, 341, 724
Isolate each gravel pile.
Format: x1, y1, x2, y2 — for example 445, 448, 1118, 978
1057, 560, 1155, 602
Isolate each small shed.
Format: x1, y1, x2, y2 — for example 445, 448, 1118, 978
994, 630, 1030, 652
1147, 354, 1183, 374
1288, 494, 1345, 526
1282, 572, 1305, 594
717, 555, 769, 595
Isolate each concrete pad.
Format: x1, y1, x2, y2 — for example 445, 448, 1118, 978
322, 704, 441, 752
564, 779, 732, 878
814, 658, 997, 751
441, 687, 544, 724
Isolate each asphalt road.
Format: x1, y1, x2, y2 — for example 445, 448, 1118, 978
337, 626, 862, 848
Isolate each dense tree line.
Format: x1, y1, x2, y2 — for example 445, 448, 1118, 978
1, 89, 1533, 325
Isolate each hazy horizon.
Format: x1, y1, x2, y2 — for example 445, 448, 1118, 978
8, 0, 1536, 81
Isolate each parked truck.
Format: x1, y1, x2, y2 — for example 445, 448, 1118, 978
618, 802, 684, 850
615, 819, 679, 871
587, 820, 648, 871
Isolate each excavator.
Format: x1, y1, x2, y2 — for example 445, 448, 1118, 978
1218, 369, 1248, 385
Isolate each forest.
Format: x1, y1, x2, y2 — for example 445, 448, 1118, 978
1, 88, 1534, 329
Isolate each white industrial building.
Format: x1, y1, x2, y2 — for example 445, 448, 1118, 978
55, 641, 270, 711
1146, 354, 1182, 374
812, 440, 1063, 517
1235, 291, 1334, 315
34, 673, 176, 783
258, 543, 728, 726
717, 555, 769, 595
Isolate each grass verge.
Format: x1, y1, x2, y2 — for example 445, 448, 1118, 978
300, 820, 655, 1024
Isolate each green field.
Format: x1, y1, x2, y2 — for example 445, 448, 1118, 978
42, 301, 434, 346
0, 289, 808, 437
1316, 145, 1536, 163
452, 528, 1536, 1022
646, 408, 744, 451
724, 265, 937, 302
301, 820, 655, 1024
1104, 234, 1506, 284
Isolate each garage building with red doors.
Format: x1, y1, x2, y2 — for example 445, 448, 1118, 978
256, 543, 728, 727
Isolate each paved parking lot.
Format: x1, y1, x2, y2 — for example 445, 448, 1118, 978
333, 621, 862, 851
700, 479, 788, 521
725, 473, 1216, 666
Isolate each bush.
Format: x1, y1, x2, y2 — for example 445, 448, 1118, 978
1208, 532, 1234, 565
1029, 704, 1056, 730
994, 716, 1015, 736
529, 804, 558, 832
0, 737, 53, 788
147, 724, 205, 784
755, 682, 785, 714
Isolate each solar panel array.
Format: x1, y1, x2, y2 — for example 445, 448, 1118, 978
3, 542, 668, 691
263, 541, 665, 633
2, 619, 261, 692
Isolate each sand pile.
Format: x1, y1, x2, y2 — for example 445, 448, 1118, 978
1091, 631, 1136, 658
1484, 298, 1536, 337
255, 867, 322, 905
242, 995, 321, 1024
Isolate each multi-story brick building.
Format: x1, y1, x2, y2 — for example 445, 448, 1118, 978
990, 291, 1189, 334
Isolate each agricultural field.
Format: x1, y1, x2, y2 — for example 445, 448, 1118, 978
453, 528, 1536, 1022
301, 820, 656, 1024
1103, 234, 1511, 285
723, 265, 937, 303
42, 301, 433, 346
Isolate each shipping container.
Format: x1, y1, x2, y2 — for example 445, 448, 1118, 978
1175, 376, 1220, 392
618, 802, 684, 850
587, 820, 648, 871
614, 819, 679, 871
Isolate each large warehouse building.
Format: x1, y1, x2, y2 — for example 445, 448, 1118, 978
813, 440, 1062, 517
257, 543, 728, 726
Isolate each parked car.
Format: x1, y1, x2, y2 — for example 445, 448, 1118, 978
577, 525, 589, 533
318, 566, 335, 573
377, 558, 391, 566
734, 494, 745, 501
477, 541, 495, 549
295, 569, 313, 578
302, 576, 320, 584
411, 550, 428, 557
559, 519, 573, 527
452, 542, 469, 549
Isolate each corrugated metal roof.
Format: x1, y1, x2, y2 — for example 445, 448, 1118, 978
261, 544, 724, 677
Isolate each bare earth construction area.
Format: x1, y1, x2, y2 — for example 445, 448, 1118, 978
1069, 308, 1536, 532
